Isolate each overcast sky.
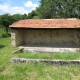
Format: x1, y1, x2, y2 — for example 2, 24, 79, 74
0, 0, 39, 15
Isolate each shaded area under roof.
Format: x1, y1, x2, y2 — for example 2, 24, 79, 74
9, 18, 80, 28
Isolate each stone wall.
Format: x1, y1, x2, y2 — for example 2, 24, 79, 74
11, 58, 80, 65
11, 29, 24, 46
24, 29, 79, 47
11, 29, 79, 47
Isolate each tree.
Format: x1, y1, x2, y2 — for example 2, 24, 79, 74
0, 13, 28, 37
28, 10, 39, 19
21, 14, 27, 20
12, 14, 22, 22
37, 0, 80, 19
0, 13, 13, 32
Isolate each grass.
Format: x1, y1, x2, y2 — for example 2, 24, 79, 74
0, 37, 80, 80
16, 51, 80, 60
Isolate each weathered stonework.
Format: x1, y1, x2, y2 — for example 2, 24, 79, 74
11, 29, 79, 46
19, 46, 80, 53
11, 29, 24, 46
11, 58, 80, 65
24, 29, 79, 47
11, 29, 80, 52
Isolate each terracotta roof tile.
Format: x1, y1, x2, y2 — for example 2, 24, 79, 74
9, 18, 80, 28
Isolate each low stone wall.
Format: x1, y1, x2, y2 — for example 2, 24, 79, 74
11, 58, 80, 66
19, 46, 80, 53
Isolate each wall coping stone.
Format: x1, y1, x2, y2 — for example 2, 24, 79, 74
11, 58, 80, 66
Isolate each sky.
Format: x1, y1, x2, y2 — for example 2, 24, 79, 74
0, 0, 40, 15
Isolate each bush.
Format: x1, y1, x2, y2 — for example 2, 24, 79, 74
0, 27, 11, 38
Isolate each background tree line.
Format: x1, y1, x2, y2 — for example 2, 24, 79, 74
0, 0, 80, 38
37, 0, 80, 19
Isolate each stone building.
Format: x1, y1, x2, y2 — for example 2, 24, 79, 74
9, 19, 80, 52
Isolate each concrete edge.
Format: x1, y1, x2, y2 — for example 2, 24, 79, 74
11, 58, 80, 65
19, 46, 80, 53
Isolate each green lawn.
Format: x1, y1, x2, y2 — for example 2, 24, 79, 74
0, 37, 80, 80
16, 51, 80, 60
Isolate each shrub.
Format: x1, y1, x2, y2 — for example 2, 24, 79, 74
0, 27, 11, 38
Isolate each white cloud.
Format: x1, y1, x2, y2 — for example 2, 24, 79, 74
0, 3, 9, 12
0, 1, 39, 15
24, 1, 38, 9
9, 7, 28, 15
0, 3, 28, 15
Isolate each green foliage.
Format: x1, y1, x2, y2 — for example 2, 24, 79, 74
12, 14, 27, 22
0, 13, 27, 37
37, 0, 80, 19
21, 14, 28, 19
28, 10, 39, 19
0, 13, 13, 30
0, 27, 10, 38
0, 13, 28, 30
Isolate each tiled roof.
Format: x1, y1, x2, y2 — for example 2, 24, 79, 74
9, 19, 80, 28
